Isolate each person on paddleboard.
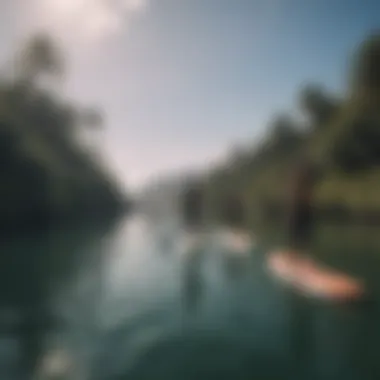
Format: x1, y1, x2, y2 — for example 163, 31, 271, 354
286, 156, 320, 256
269, 155, 365, 300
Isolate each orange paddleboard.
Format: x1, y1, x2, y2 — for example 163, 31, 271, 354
267, 250, 365, 301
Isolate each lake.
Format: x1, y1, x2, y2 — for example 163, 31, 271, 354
0, 214, 379, 380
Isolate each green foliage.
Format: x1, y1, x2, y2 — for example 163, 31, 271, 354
299, 84, 339, 126
201, 32, 380, 229
331, 112, 380, 172
351, 31, 380, 98
0, 33, 125, 231
16, 33, 65, 85
267, 113, 303, 155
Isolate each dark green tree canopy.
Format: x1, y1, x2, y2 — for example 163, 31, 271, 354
16, 33, 65, 86
351, 31, 380, 98
299, 84, 339, 126
268, 113, 301, 151
0, 32, 125, 230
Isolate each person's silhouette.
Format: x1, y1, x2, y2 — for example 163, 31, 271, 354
286, 158, 320, 257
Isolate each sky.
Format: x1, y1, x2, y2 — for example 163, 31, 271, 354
1, 0, 380, 191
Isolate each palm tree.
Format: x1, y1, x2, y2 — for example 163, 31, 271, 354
16, 33, 65, 86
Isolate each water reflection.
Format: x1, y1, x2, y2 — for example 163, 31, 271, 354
0, 215, 379, 380
282, 291, 380, 380
312, 303, 380, 380
0, 234, 55, 379
222, 250, 250, 282
182, 246, 205, 314
0, 220, 118, 379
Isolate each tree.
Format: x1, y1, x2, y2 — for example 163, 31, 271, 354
351, 31, 380, 99
268, 114, 302, 153
332, 114, 380, 172
0, 33, 125, 231
299, 84, 338, 126
16, 33, 65, 86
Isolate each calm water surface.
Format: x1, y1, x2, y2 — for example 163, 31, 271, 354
0, 215, 379, 380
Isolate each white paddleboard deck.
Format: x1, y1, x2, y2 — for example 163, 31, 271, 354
266, 250, 365, 301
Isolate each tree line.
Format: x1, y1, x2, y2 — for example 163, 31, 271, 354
196, 31, 380, 231
0, 33, 127, 233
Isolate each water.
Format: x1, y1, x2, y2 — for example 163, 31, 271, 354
0, 215, 379, 380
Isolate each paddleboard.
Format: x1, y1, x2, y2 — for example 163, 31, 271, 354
266, 250, 365, 301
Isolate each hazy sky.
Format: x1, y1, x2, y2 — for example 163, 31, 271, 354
2, 0, 380, 190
